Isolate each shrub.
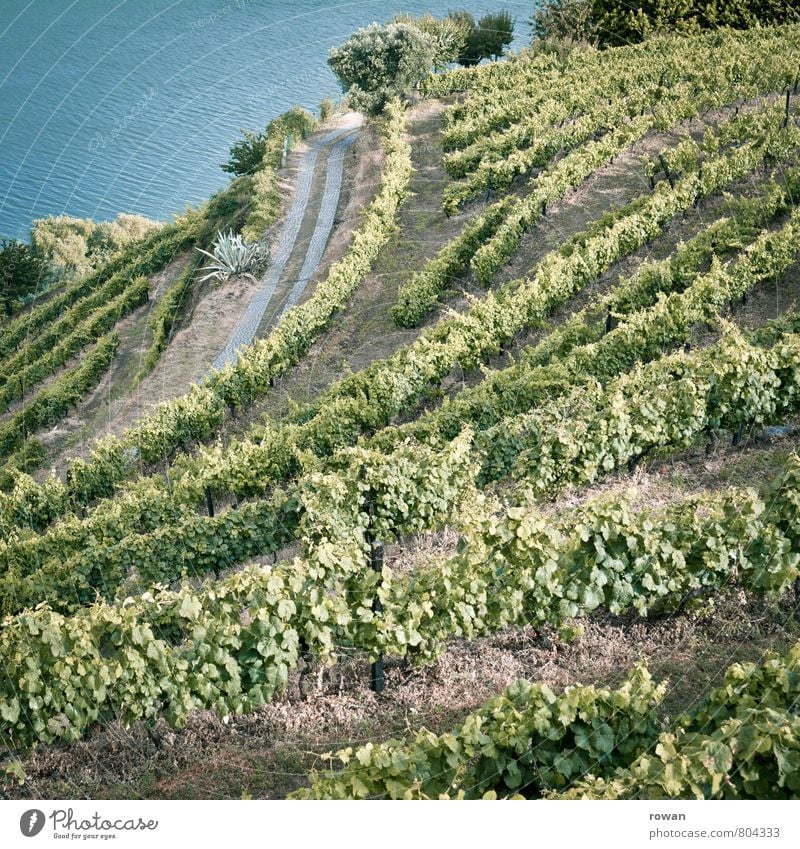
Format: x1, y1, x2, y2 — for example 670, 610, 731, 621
319, 97, 337, 122
196, 230, 269, 283
393, 12, 473, 67
531, 1, 798, 49
530, 0, 599, 46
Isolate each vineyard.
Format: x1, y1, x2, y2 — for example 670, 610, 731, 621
3, 23, 800, 800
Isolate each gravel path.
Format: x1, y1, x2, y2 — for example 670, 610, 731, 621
212, 120, 360, 371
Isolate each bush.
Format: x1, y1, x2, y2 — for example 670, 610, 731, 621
0, 239, 49, 316
319, 97, 337, 122
328, 22, 436, 115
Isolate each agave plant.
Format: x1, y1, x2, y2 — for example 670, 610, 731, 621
196, 229, 269, 283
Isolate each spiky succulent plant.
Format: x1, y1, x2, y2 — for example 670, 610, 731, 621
196, 229, 269, 283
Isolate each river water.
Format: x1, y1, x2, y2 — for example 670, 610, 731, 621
0, 0, 533, 239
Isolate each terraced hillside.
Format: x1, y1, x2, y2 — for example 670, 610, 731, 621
2, 25, 800, 800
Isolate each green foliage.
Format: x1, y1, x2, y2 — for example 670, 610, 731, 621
136, 256, 203, 380
0, 440, 46, 492
196, 230, 269, 283
0, 214, 201, 360
30, 213, 161, 276
221, 107, 316, 176
0, 94, 789, 538
295, 667, 666, 798
441, 32, 800, 211
0, 276, 149, 411
0, 102, 410, 517
391, 196, 516, 326
563, 645, 800, 798
3, 430, 800, 747
592, 0, 796, 48
531, 0, 798, 50
296, 644, 800, 799
530, 0, 599, 46
458, 11, 515, 66
0, 333, 119, 461
0, 239, 48, 317
328, 22, 436, 115
393, 13, 473, 68
318, 98, 337, 122
221, 129, 270, 177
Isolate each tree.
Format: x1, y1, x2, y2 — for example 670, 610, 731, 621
0, 240, 48, 317
222, 107, 315, 176
31, 213, 160, 275
222, 129, 269, 176
585, 1, 796, 48
530, 0, 599, 46
477, 11, 515, 59
328, 22, 436, 115
393, 13, 473, 68
457, 10, 515, 66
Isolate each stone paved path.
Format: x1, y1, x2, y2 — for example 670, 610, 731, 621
211, 119, 361, 371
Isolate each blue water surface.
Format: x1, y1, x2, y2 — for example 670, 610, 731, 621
0, 0, 533, 239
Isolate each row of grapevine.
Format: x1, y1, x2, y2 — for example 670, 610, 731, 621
0, 433, 475, 615
391, 180, 800, 450
294, 644, 800, 799
0, 118, 787, 540
135, 257, 203, 380
392, 105, 798, 331
2, 427, 799, 747
0, 334, 120, 459
467, 104, 791, 288
390, 196, 516, 327
442, 67, 799, 213
465, 117, 651, 282
1, 214, 788, 603
436, 26, 800, 153
6, 237, 800, 613
0, 216, 200, 361
393, 115, 655, 327
479, 322, 798, 490
0, 277, 149, 412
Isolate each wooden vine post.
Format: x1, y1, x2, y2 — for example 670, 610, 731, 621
362, 467, 385, 692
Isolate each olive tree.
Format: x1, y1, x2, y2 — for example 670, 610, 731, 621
328, 22, 436, 115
